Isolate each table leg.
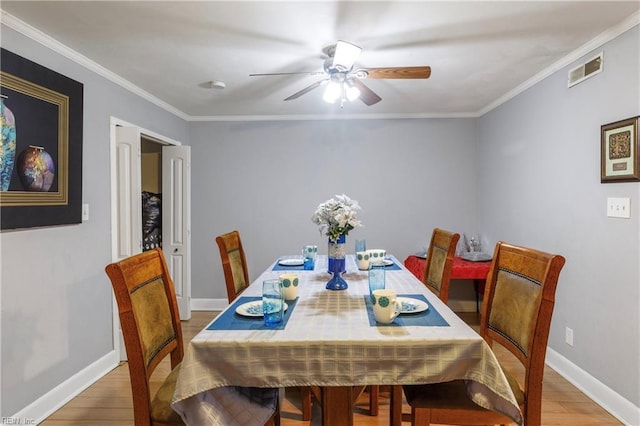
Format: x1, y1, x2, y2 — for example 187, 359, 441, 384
320, 386, 355, 426
473, 279, 486, 312
389, 385, 403, 426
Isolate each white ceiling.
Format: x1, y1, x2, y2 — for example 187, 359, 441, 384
2, 1, 639, 120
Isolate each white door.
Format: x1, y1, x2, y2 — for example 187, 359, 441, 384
162, 145, 191, 320
113, 122, 191, 324
115, 126, 142, 259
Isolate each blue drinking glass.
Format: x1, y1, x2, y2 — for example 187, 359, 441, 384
368, 263, 386, 301
263, 279, 284, 327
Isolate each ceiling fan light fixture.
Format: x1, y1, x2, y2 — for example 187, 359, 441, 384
346, 82, 360, 101
323, 81, 342, 103
332, 40, 362, 71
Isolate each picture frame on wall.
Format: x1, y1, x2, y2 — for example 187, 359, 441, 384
0, 48, 83, 229
601, 116, 639, 183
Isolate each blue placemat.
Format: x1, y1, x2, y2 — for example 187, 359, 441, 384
363, 259, 402, 271
207, 296, 298, 330
272, 259, 309, 271
382, 261, 402, 271
365, 293, 449, 327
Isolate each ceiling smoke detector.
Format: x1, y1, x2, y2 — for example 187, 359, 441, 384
208, 80, 226, 90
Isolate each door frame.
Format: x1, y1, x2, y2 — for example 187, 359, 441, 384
108, 116, 183, 359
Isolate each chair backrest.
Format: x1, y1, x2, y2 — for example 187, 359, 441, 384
105, 248, 184, 426
216, 230, 250, 303
423, 228, 460, 302
480, 242, 565, 425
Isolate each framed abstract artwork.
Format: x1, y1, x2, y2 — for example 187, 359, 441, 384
0, 48, 83, 229
601, 116, 639, 183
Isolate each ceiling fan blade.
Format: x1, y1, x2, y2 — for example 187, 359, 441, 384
250, 71, 324, 77
351, 79, 382, 106
332, 40, 362, 71
284, 79, 327, 101
362, 66, 431, 79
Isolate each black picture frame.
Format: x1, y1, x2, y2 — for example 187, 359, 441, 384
601, 116, 639, 183
0, 48, 83, 229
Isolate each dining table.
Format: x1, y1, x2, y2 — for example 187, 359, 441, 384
171, 254, 522, 426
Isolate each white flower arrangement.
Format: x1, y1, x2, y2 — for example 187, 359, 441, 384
311, 194, 362, 243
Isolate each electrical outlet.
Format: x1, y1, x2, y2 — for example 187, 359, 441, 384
565, 326, 574, 346
607, 197, 630, 218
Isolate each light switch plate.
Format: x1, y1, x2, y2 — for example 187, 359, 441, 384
607, 197, 630, 218
82, 203, 89, 221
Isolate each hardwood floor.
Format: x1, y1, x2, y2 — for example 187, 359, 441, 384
41, 311, 621, 425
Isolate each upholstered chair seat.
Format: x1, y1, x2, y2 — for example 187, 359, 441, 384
107, 248, 280, 426
391, 241, 565, 426
423, 228, 460, 302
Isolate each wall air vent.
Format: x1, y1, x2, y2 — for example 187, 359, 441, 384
568, 52, 603, 88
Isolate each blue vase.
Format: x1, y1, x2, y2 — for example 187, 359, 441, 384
0, 95, 17, 191
326, 234, 348, 290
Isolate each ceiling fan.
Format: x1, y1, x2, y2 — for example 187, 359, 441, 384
249, 40, 431, 107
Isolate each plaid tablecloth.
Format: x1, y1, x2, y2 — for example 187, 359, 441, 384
172, 255, 522, 425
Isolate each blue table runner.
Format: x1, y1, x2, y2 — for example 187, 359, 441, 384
365, 293, 449, 327
207, 296, 298, 331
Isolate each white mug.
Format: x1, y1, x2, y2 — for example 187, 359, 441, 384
356, 251, 370, 270
367, 249, 386, 264
279, 273, 299, 300
372, 289, 401, 324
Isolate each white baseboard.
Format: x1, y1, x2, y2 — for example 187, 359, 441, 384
11, 351, 119, 424
546, 347, 640, 425
191, 298, 228, 311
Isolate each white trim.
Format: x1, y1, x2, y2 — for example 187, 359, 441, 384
108, 116, 183, 361
546, 348, 640, 426
10, 351, 119, 424
187, 112, 478, 122
1, 10, 190, 121
191, 298, 229, 312
4, 8, 637, 122
479, 11, 640, 116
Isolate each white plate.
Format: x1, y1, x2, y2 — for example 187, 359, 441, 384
235, 300, 289, 317
278, 258, 304, 266
382, 259, 394, 266
460, 252, 493, 262
397, 297, 429, 314
415, 252, 427, 259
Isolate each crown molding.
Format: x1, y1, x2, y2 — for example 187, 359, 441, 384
187, 111, 479, 122
478, 10, 640, 116
1, 10, 190, 121
2, 9, 637, 123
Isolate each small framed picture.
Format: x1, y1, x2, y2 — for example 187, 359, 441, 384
601, 116, 639, 183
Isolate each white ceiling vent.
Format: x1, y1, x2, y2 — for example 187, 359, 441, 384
568, 52, 603, 88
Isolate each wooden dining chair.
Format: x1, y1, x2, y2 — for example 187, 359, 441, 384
391, 241, 565, 426
369, 229, 458, 419
106, 248, 281, 426
422, 228, 460, 303
216, 230, 251, 303
215, 230, 312, 421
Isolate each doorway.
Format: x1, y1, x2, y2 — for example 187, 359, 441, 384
109, 117, 191, 359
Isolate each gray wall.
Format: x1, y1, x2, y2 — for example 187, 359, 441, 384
189, 118, 479, 299
0, 26, 189, 415
478, 26, 639, 406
